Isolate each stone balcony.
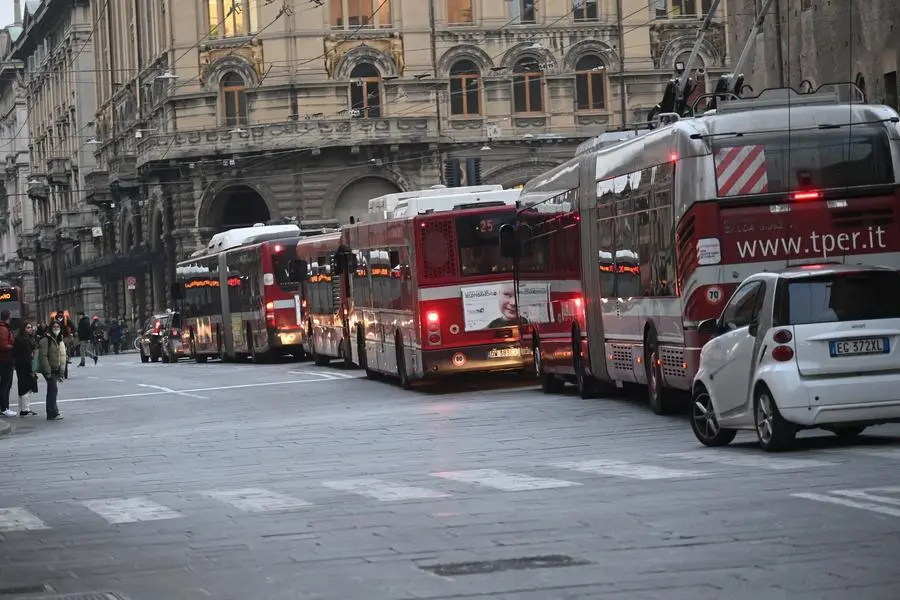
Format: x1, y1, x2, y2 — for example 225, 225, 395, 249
135, 116, 439, 167
17, 232, 37, 261
56, 208, 97, 241
27, 175, 48, 200
47, 156, 71, 186
35, 222, 55, 253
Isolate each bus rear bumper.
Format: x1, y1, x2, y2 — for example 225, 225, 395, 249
422, 344, 528, 375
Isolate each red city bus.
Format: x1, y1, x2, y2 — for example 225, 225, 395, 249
296, 230, 346, 365
0, 282, 24, 330
503, 84, 900, 413
334, 187, 525, 386
175, 224, 308, 362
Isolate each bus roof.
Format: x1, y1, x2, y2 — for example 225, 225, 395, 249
367, 185, 504, 218
205, 224, 301, 255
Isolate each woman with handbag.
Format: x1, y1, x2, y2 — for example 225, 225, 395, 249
13, 322, 38, 417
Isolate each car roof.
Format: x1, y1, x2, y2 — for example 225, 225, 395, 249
776, 263, 896, 280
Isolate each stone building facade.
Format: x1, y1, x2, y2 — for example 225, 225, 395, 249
726, 0, 899, 108
0, 5, 35, 317
11, 0, 103, 322
23, 0, 731, 322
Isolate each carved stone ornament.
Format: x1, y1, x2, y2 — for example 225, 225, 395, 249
325, 33, 404, 80
199, 41, 264, 86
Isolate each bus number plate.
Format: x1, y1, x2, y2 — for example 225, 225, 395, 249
488, 347, 521, 359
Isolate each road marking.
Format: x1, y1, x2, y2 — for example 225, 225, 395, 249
0, 507, 48, 531
203, 488, 312, 512
829, 487, 900, 507
792, 492, 900, 518
430, 469, 581, 491
664, 451, 835, 470
58, 376, 340, 403
137, 383, 207, 400
81, 497, 184, 524
553, 459, 708, 480
86, 376, 99, 380
288, 370, 360, 379
108, 378, 125, 383
322, 478, 449, 501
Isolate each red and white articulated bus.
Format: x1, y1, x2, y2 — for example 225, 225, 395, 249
174, 223, 312, 362
502, 84, 900, 413
295, 230, 345, 365
318, 186, 525, 386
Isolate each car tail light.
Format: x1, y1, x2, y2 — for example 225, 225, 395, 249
771, 345, 794, 361
153, 320, 160, 333
171, 328, 179, 337
772, 329, 792, 344
425, 310, 441, 346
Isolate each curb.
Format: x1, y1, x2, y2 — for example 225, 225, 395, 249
0, 420, 10, 437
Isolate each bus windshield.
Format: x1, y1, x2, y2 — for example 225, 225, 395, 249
712, 124, 894, 196
455, 213, 515, 277
272, 252, 304, 291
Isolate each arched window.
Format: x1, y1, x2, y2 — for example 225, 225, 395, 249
349, 63, 382, 118
221, 73, 248, 127
449, 60, 481, 116
512, 58, 543, 114
575, 55, 606, 111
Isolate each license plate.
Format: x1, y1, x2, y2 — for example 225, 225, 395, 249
488, 347, 521, 359
829, 337, 889, 357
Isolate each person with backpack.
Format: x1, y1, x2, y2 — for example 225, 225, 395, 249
37, 321, 65, 421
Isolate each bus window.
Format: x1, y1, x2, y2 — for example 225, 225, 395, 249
455, 213, 515, 276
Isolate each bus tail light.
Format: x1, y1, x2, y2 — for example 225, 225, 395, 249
792, 190, 820, 201
425, 310, 441, 346
772, 329, 792, 344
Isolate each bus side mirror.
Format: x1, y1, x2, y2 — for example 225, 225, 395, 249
170, 283, 183, 301
499, 224, 517, 258
516, 224, 534, 258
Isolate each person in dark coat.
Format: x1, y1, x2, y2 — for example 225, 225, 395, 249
13, 322, 38, 416
0, 309, 15, 417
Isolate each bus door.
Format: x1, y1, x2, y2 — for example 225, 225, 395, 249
217, 253, 235, 358
334, 246, 357, 364
579, 154, 612, 382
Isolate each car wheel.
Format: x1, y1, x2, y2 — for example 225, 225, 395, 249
534, 343, 564, 394
828, 425, 867, 441
140, 349, 149, 364
689, 385, 737, 447
754, 385, 796, 452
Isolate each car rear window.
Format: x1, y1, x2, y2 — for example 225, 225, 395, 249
777, 270, 900, 325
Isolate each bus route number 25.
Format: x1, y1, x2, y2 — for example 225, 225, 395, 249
479, 219, 494, 233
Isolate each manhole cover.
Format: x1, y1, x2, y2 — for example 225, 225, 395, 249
420, 554, 590, 577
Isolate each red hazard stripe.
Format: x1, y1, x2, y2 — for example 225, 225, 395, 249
715, 147, 743, 179
719, 146, 764, 195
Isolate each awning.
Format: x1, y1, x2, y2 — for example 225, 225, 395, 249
68, 251, 165, 277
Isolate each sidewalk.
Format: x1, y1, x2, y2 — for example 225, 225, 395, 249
0, 419, 10, 437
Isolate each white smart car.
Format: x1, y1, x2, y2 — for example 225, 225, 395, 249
690, 264, 900, 452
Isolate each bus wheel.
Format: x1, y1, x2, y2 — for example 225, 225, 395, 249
395, 334, 412, 390
572, 335, 597, 399
534, 342, 564, 394
644, 330, 678, 415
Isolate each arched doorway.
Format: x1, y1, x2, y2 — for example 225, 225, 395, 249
207, 185, 271, 231
333, 177, 400, 224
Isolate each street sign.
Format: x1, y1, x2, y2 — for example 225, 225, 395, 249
126, 276, 137, 290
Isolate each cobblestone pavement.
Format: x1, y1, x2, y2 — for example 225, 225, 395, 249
1, 353, 898, 600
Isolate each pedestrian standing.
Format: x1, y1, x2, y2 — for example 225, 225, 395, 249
108, 319, 123, 354
13, 322, 38, 417
0, 309, 16, 417
76, 311, 97, 367
37, 321, 64, 421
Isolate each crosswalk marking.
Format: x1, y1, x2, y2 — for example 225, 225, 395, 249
664, 451, 835, 470
203, 488, 311, 512
554, 459, 708, 480
430, 469, 581, 491
322, 478, 448, 501
792, 492, 900, 518
0, 507, 47, 531
81, 497, 183, 524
